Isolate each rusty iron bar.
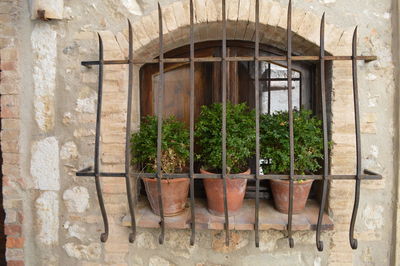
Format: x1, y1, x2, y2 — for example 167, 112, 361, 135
94, 34, 109, 243
125, 20, 137, 243
81, 55, 377, 67
349, 26, 361, 250
156, 3, 165, 244
77, 170, 382, 180
316, 13, 328, 252
254, 0, 260, 248
221, 0, 230, 247
267, 63, 271, 114
286, 0, 295, 249
189, 0, 196, 246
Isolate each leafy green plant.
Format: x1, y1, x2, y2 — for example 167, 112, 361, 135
130, 115, 189, 174
195, 102, 256, 174
260, 109, 328, 175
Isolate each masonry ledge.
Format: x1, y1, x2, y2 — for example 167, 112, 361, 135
122, 198, 334, 231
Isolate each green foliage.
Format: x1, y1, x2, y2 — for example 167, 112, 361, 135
195, 102, 256, 174
130, 115, 189, 174
260, 109, 327, 175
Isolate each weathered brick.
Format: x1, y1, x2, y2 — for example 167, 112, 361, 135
1, 141, 19, 153
1, 119, 19, 130
6, 237, 24, 249
0, 47, 17, 61
1, 95, 19, 118
103, 182, 126, 194
2, 164, 19, 177
0, 82, 19, 94
0, 60, 16, 71
7, 260, 24, 266
5, 248, 23, 260
5, 210, 17, 224
1, 129, 19, 141
5, 224, 21, 236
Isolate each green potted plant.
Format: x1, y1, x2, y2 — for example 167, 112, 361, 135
130, 115, 190, 216
195, 102, 256, 216
260, 109, 325, 214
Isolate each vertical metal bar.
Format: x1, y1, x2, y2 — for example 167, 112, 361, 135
299, 73, 302, 110
316, 13, 328, 252
125, 20, 136, 243
349, 26, 361, 250
267, 63, 271, 114
189, 0, 196, 246
94, 34, 109, 242
221, 0, 230, 246
286, 0, 295, 248
254, 0, 260, 248
157, 3, 165, 244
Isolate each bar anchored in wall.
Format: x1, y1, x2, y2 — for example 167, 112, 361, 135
76, 0, 382, 251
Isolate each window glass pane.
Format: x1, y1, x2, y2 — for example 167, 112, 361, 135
260, 62, 301, 114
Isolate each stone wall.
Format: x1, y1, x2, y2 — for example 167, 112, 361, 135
1, 0, 397, 265
0, 0, 24, 265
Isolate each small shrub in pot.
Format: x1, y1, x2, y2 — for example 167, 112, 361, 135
130, 115, 190, 216
260, 109, 326, 214
195, 102, 256, 216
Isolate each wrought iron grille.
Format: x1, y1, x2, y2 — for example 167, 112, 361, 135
77, 0, 382, 251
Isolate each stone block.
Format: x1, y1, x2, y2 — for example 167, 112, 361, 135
194, 0, 207, 23
297, 12, 321, 46
63, 186, 89, 213
227, 0, 239, 21
63, 242, 101, 260
30, 0, 64, 20
149, 256, 174, 266
211, 231, 249, 253
120, 0, 142, 16
60, 141, 78, 160
35, 191, 59, 245
30, 137, 60, 191
31, 23, 57, 132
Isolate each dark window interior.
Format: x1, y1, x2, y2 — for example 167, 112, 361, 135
139, 40, 320, 200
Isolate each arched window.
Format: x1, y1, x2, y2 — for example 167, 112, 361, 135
139, 40, 319, 199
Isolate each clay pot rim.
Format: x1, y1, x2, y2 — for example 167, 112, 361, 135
270, 178, 314, 185
142, 177, 189, 183
200, 168, 251, 175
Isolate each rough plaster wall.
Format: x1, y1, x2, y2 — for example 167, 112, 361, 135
19, 0, 397, 265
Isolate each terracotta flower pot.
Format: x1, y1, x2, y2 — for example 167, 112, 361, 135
270, 179, 314, 214
201, 168, 249, 216
142, 177, 190, 216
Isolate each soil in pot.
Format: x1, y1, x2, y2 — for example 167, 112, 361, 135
201, 168, 249, 216
142, 177, 190, 216
270, 179, 314, 214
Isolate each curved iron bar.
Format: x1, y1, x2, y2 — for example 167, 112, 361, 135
254, 0, 260, 248
189, 0, 196, 246
316, 13, 329, 252
125, 20, 137, 243
221, 0, 230, 246
94, 34, 109, 242
349, 26, 361, 250
156, 3, 166, 245
286, 0, 295, 249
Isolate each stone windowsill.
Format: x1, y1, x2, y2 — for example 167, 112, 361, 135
122, 198, 334, 231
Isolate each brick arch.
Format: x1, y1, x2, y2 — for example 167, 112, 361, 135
125, 0, 351, 58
